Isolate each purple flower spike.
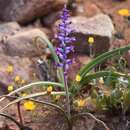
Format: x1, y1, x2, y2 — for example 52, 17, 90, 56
55, 5, 75, 74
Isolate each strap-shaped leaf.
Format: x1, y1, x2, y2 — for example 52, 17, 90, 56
0, 81, 63, 102
81, 71, 129, 85
79, 45, 130, 78
35, 35, 64, 84
0, 91, 66, 112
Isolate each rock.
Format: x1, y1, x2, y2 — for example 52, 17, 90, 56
69, 14, 114, 55
112, 39, 127, 48
0, 22, 21, 41
42, 11, 60, 27
124, 29, 130, 43
83, 1, 101, 17
75, 1, 101, 17
3, 29, 49, 57
0, 111, 6, 130
68, 55, 92, 80
0, 22, 21, 54
0, 54, 36, 88
0, 0, 67, 24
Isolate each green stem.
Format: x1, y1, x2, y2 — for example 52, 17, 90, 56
0, 81, 64, 103
17, 102, 24, 125
64, 76, 71, 119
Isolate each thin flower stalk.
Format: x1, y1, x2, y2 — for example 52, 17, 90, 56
55, 5, 75, 118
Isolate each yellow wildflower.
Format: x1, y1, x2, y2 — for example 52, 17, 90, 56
77, 99, 86, 108
118, 9, 129, 16
76, 75, 81, 82
99, 77, 104, 84
47, 86, 53, 94
21, 92, 27, 97
21, 79, 26, 85
6, 65, 13, 74
8, 85, 14, 92
23, 101, 36, 111
55, 95, 61, 100
88, 36, 94, 45
14, 75, 21, 83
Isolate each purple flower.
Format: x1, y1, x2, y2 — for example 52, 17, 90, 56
55, 5, 75, 74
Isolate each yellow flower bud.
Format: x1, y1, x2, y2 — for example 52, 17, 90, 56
77, 99, 86, 108
47, 86, 53, 94
55, 95, 61, 101
76, 75, 81, 82
21, 79, 26, 85
8, 85, 14, 92
88, 36, 94, 45
118, 9, 129, 16
14, 75, 21, 83
6, 65, 13, 74
21, 92, 27, 97
23, 101, 36, 111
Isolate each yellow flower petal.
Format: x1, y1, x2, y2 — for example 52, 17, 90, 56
88, 36, 94, 45
76, 75, 81, 82
47, 86, 53, 94
118, 9, 129, 16
14, 75, 21, 83
77, 99, 86, 107
21, 92, 27, 97
21, 79, 26, 85
8, 85, 14, 92
23, 101, 36, 111
6, 65, 13, 74
55, 95, 61, 100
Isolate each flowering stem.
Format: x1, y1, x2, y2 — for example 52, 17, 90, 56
89, 45, 93, 58
55, 4, 75, 120
17, 102, 24, 125
63, 75, 71, 118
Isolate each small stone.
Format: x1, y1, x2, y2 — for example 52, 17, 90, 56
0, 22, 21, 43
83, 1, 101, 17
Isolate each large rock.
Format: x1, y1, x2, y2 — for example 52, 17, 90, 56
3, 28, 50, 57
70, 14, 114, 55
0, 54, 36, 94
0, 22, 21, 41
0, 22, 21, 54
0, 0, 67, 24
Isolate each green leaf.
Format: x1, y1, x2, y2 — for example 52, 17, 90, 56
35, 35, 64, 84
0, 91, 66, 112
0, 81, 63, 102
79, 45, 130, 78
80, 71, 129, 85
